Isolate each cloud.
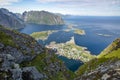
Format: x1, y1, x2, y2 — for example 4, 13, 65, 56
36, 0, 120, 7
0, 0, 21, 6
36, 0, 120, 16
36, 0, 120, 3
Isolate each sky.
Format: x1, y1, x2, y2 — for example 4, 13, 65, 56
0, 0, 120, 16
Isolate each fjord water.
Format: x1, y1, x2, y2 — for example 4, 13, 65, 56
20, 16, 120, 71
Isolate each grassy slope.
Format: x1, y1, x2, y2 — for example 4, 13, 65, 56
98, 38, 120, 58
0, 25, 16, 47
20, 48, 75, 80
76, 38, 120, 76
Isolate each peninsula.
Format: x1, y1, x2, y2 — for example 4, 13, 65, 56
46, 36, 95, 62
30, 30, 58, 41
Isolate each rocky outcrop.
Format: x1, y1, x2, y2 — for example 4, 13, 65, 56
0, 25, 74, 80
22, 11, 64, 25
75, 59, 120, 80
0, 25, 44, 79
0, 8, 25, 29
75, 38, 120, 80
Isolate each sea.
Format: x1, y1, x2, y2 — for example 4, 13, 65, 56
20, 16, 120, 71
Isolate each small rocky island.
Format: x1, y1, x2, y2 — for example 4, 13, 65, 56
66, 24, 85, 35
46, 37, 95, 62
74, 29, 85, 35
97, 33, 112, 37
30, 30, 58, 41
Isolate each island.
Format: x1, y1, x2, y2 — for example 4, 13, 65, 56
46, 36, 95, 62
97, 33, 112, 37
74, 29, 85, 35
66, 24, 86, 35
30, 30, 58, 41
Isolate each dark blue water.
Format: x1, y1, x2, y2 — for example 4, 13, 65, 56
58, 56, 83, 71
20, 16, 120, 71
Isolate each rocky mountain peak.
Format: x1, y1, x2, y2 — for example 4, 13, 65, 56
0, 8, 25, 29
22, 10, 65, 25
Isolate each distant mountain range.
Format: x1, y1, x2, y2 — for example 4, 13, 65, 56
0, 8, 25, 29
0, 8, 64, 29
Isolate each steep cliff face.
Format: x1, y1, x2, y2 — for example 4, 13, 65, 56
75, 38, 120, 80
22, 11, 65, 25
0, 25, 74, 80
0, 8, 25, 29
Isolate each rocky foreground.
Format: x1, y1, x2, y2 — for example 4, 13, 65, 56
0, 25, 74, 80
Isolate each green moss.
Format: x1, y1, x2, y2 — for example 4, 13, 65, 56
30, 30, 57, 41
76, 58, 109, 76
20, 49, 75, 80
76, 48, 120, 76
0, 71, 12, 80
20, 52, 47, 71
98, 38, 120, 58
0, 31, 16, 47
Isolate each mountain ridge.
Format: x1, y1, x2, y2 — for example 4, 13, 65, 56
0, 8, 25, 29
22, 10, 65, 25
75, 38, 120, 80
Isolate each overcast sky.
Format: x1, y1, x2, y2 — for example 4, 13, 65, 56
0, 0, 120, 16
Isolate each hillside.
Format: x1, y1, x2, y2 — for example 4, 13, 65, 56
0, 25, 74, 80
75, 38, 120, 80
0, 8, 25, 29
22, 11, 64, 25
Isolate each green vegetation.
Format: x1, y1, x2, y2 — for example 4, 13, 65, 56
98, 38, 120, 58
0, 71, 12, 79
20, 48, 75, 80
104, 49, 120, 58
30, 30, 58, 41
76, 38, 120, 76
0, 31, 16, 47
74, 29, 85, 35
76, 52, 120, 76
46, 37, 95, 62
23, 11, 64, 25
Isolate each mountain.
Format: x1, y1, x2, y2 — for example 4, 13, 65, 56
75, 38, 120, 80
0, 25, 74, 80
0, 8, 25, 29
15, 13, 22, 19
22, 11, 65, 25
